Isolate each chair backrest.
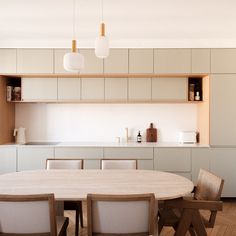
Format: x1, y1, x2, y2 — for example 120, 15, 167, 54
101, 159, 137, 170
194, 169, 224, 201
46, 158, 83, 170
0, 194, 57, 236
87, 193, 156, 236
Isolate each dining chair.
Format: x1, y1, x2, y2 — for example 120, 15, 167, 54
101, 159, 138, 169
158, 169, 224, 236
46, 158, 84, 236
0, 193, 69, 236
87, 193, 157, 236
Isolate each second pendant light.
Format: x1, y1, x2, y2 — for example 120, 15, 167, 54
95, 0, 109, 58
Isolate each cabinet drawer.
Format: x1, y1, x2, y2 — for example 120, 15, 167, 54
154, 148, 191, 172
104, 147, 153, 160
55, 147, 103, 159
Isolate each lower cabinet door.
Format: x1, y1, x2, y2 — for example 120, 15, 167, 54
17, 147, 54, 171
83, 160, 101, 169
0, 147, 17, 174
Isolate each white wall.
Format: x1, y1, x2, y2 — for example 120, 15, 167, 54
15, 103, 197, 143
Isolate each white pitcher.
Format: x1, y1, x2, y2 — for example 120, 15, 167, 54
13, 127, 26, 144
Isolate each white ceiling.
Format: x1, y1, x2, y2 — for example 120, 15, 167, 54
1, 0, 236, 48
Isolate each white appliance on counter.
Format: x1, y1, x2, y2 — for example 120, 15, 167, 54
13, 127, 26, 144
179, 131, 197, 144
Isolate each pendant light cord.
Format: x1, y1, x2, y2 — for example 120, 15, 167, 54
73, 0, 76, 39
101, 0, 103, 22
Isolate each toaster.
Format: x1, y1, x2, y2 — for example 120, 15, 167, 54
179, 131, 197, 144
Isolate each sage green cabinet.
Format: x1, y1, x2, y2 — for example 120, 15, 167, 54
128, 78, 151, 101
152, 77, 187, 101
211, 49, 236, 73
17, 49, 54, 74
210, 74, 236, 146
154, 49, 191, 73
105, 78, 128, 101
104, 49, 128, 73
0, 147, 17, 174
129, 49, 154, 73
0, 49, 17, 74
191, 49, 210, 73
58, 78, 81, 100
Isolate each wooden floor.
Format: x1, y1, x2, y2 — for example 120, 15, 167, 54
65, 199, 236, 236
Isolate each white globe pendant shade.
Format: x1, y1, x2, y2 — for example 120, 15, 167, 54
64, 39, 85, 72
95, 36, 109, 58
95, 23, 109, 59
63, 52, 84, 72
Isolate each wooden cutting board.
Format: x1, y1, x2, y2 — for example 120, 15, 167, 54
146, 123, 157, 142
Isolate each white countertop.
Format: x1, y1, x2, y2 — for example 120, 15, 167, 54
0, 142, 210, 148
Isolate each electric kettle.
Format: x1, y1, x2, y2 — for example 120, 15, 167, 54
13, 127, 26, 144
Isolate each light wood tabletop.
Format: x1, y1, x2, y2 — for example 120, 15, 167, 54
0, 170, 194, 201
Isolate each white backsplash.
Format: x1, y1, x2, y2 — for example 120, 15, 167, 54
15, 103, 197, 143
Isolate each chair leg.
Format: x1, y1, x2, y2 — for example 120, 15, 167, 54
189, 227, 196, 236
191, 210, 207, 236
174, 209, 193, 236
75, 208, 79, 236
79, 201, 84, 228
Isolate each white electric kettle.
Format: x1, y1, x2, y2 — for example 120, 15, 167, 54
13, 127, 26, 144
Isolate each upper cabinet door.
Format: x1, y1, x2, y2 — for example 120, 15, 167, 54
211, 49, 236, 73
22, 77, 57, 101
0, 49, 17, 74
105, 78, 128, 101
129, 49, 154, 73
104, 49, 128, 73
80, 49, 103, 74
128, 78, 151, 101
154, 49, 191, 74
191, 49, 210, 74
17, 49, 54, 74
81, 78, 104, 101
152, 77, 188, 101
58, 78, 81, 100
54, 49, 74, 74
210, 74, 236, 146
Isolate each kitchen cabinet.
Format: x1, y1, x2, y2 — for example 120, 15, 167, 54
54, 49, 72, 74
0, 49, 17, 74
54, 147, 103, 169
154, 49, 191, 74
58, 78, 81, 100
211, 49, 236, 73
21, 77, 58, 101
103, 147, 153, 170
210, 74, 236, 146
104, 49, 128, 73
80, 49, 103, 74
81, 78, 104, 101
191, 49, 210, 74
0, 147, 17, 174
152, 77, 188, 101
154, 148, 191, 179
17, 49, 54, 74
191, 148, 210, 183
17, 147, 54, 171
105, 78, 128, 101
129, 49, 154, 73
209, 148, 236, 197
128, 78, 151, 101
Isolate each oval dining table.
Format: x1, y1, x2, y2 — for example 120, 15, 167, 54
0, 169, 193, 201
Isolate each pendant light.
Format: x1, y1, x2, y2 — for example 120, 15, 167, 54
95, 0, 109, 58
64, 0, 84, 72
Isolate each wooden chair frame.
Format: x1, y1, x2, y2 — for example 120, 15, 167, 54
46, 158, 84, 236
0, 193, 57, 236
46, 158, 84, 170
100, 159, 138, 169
158, 169, 224, 236
87, 193, 156, 236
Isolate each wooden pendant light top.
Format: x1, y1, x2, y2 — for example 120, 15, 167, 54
72, 39, 77, 53
100, 23, 105, 36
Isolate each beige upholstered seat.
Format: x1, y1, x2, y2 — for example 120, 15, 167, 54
87, 193, 157, 236
158, 169, 224, 236
101, 159, 137, 169
0, 193, 68, 236
46, 158, 84, 236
